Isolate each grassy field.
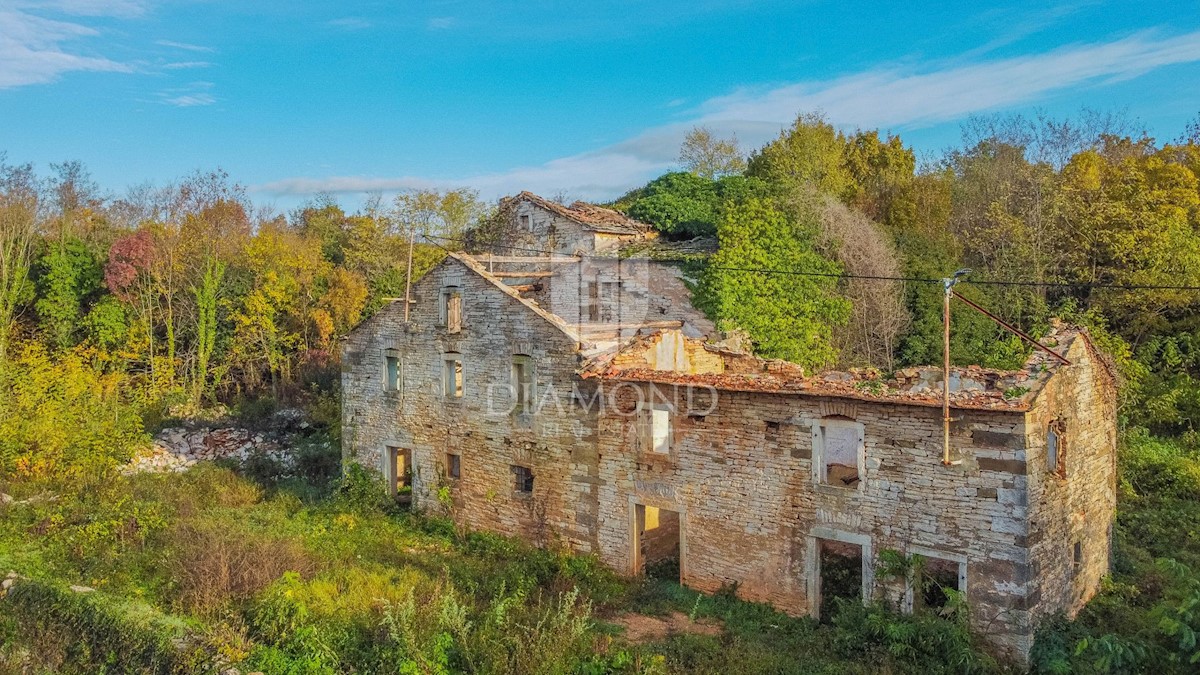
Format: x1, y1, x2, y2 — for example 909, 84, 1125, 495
0, 429, 1197, 674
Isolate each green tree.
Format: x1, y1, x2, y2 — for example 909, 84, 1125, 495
696, 197, 849, 369
34, 238, 101, 350
747, 112, 854, 199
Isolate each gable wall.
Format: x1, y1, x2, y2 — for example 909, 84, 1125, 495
341, 258, 602, 550
1024, 337, 1118, 624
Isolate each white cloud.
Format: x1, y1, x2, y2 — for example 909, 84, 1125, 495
253, 29, 1200, 202
12, 0, 148, 18
155, 39, 214, 53
162, 60, 210, 69
0, 8, 131, 88
160, 92, 214, 106
157, 80, 215, 107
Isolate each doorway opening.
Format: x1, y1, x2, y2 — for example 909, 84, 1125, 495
635, 504, 681, 582
388, 446, 412, 502
817, 538, 863, 621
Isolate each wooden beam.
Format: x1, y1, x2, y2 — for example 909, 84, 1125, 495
490, 271, 556, 278
477, 255, 580, 264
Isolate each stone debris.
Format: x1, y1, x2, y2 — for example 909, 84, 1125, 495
120, 426, 290, 475
69, 584, 95, 593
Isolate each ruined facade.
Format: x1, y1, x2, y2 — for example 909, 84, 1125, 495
342, 193, 1118, 661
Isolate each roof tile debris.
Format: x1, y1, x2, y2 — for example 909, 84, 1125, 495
581, 327, 1095, 411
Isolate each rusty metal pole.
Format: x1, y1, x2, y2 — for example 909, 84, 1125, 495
943, 277, 952, 465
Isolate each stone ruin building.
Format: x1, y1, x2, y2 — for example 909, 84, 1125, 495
341, 191, 1118, 660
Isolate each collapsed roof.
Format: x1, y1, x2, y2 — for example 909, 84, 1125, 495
580, 325, 1108, 412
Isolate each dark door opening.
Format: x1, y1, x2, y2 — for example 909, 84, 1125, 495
817, 539, 863, 621
635, 504, 681, 582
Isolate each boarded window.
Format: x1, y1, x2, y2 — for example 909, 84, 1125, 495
442, 288, 463, 333
1072, 541, 1083, 576
520, 214, 531, 230
639, 404, 672, 455
443, 354, 463, 398
446, 453, 461, 479
384, 349, 401, 392
512, 465, 534, 493
587, 282, 599, 322
512, 355, 535, 412
816, 419, 864, 488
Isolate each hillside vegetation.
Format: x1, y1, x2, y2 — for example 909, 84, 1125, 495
2, 110, 1200, 672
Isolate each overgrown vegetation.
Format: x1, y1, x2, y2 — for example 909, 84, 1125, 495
3, 110, 1200, 672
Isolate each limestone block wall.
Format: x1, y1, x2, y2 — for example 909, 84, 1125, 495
593, 382, 1040, 658
342, 257, 601, 551
1024, 336, 1117, 625
509, 201, 594, 255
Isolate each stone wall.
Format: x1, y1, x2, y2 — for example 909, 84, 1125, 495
592, 381, 1047, 658
510, 200, 595, 255
1024, 335, 1118, 625
341, 256, 602, 550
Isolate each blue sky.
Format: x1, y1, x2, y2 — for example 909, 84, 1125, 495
2, 1, 1200, 210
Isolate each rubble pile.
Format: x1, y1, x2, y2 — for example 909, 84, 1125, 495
121, 426, 289, 474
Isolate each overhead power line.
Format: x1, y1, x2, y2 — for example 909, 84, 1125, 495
422, 234, 1200, 293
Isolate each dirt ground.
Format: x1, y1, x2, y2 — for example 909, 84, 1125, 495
612, 610, 724, 643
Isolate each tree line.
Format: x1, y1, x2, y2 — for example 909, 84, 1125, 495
1, 108, 1199, 444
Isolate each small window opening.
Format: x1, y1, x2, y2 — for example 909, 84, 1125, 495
1048, 419, 1067, 477
817, 419, 863, 488
512, 355, 535, 413
443, 354, 463, 398
1072, 541, 1083, 576
520, 213, 531, 230
384, 349, 401, 392
640, 404, 672, 455
817, 539, 863, 621
512, 465, 534, 493
441, 286, 462, 333
446, 453, 461, 479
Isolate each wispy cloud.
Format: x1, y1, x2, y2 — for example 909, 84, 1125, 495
155, 39, 214, 53
427, 16, 456, 30
254, 29, 1200, 201
161, 92, 214, 106
162, 60, 210, 70
158, 80, 215, 107
328, 17, 371, 30
0, 8, 132, 88
13, 0, 149, 19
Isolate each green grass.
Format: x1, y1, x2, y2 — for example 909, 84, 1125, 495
15, 430, 1197, 673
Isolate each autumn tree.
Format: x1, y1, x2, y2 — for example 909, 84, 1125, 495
679, 126, 747, 179
0, 156, 39, 365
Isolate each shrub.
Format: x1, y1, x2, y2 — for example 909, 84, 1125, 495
332, 462, 393, 514
0, 342, 149, 480
165, 518, 316, 615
